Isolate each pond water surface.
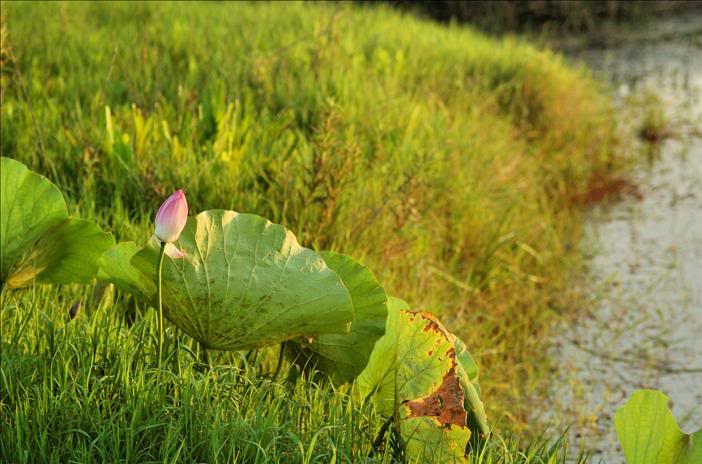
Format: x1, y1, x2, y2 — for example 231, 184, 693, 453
550, 13, 702, 462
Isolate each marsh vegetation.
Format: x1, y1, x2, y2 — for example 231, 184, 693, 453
1, 2, 699, 463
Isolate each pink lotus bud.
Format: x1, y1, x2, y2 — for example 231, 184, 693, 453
154, 189, 188, 243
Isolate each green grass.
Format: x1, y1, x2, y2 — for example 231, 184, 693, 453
0, 286, 587, 463
1, 1, 625, 461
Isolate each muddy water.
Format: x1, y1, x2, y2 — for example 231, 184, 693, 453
550, 14, 702, 462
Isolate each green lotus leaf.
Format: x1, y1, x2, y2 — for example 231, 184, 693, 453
1, 157, 114, 289
396, 311, 472, 462
454, 337, 489, 436
286, 251, 388, 384
97, 241, 155, 302
356, 296, 408, 414
615, 389, 702, 464
357, 306, 489, 463
130, 209, 354, 351
682, 431, 702, 464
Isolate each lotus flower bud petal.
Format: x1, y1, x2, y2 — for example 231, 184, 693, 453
149, 235, 186, 259
164, 243, 186, 259
154, 190, 188, 243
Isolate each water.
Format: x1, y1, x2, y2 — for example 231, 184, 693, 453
550, 14, 702, 462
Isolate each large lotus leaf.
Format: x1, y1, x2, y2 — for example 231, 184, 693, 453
97, 241, 155, 302
286, 251, 388, 384
615, 390, 702, 464
1, 157, 114, 289
130, 210, 354, 351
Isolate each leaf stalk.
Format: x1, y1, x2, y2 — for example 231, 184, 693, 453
157, 241, 166, 366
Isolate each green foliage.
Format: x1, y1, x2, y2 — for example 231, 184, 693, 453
358, 306, 489, 462
97, 241, 154, 302
1, 0, 629, 460
0, 157, 114, 289
1, 155, 484, 461
615, 390, 702, 464
287, 251, 388, 384
95, 206, 484, 461
357, 296, 410, 413
0, 284, 582, 463
393, 311, 476, 462
0, 0, 626, 425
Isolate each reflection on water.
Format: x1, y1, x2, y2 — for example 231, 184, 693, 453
552, 14, 702, 462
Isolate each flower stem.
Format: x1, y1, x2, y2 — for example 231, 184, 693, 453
157, 241, 166, 366
199, 342, 210, 366
273, 342, 287, 379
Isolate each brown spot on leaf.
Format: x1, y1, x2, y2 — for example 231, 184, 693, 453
416, 311, 444, 334
423, 319, 441, 334
405, 367, 467, 428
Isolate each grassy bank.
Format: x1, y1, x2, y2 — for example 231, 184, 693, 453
1, 1, 623, 461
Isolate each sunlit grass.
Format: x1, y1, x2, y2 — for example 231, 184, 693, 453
0, 1, 630, 461
1, 285, 586, 463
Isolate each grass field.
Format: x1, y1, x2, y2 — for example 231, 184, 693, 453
1, 1, 626, 462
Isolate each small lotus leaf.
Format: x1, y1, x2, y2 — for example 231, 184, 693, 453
454, 337, 488, 435
396, 311, 474, 462
1, 157, 114, 289
683, 431, 702, 464
357, 306, 489, 463
615, 389, 702, 464
129, 209, 354, 351
286, 251, 388, 384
